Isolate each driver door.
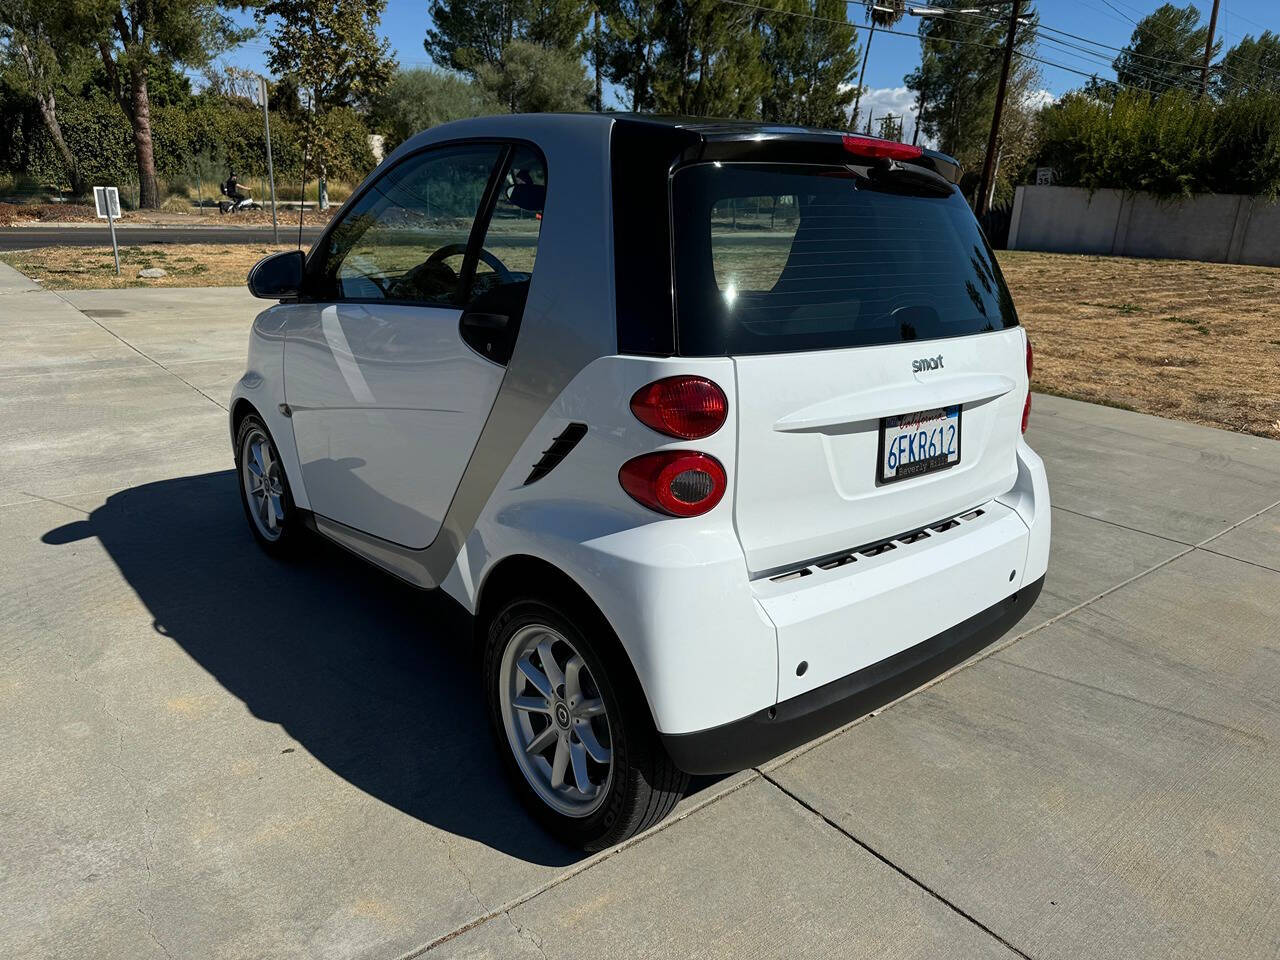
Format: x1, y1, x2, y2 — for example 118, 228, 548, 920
282, 141, 541, 548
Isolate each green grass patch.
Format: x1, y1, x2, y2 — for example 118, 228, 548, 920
1161, 315, 1210, 334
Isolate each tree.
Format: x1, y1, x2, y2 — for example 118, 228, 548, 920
652, 0, 769, 118
1215, 31, 1280, 97
588, 5, 603, 110
371, 67, 501, 149
424, 0, 589, 74
760, 0, 860, 128
258, 0, 395, 208
1034, 88, 1280, 199
851, 0, 905, 127
0, 0, 89, 195
905, 0, 1041, 204
876, 113, 902, 140
1111, 3, 1220, 95
71, 0, 249, 208
199, 63, 263, 104
525, 0, 590, 52
599, 0, 660, 111
474, 38, 591, 112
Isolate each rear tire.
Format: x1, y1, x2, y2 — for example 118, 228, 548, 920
484, 595, 688, 850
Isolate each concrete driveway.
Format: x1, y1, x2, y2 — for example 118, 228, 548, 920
2, 265, 1278, 960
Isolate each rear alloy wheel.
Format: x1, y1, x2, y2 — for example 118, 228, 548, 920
235, 415, 299, 556
500, 623, 615, 818
485, 597, 688, 850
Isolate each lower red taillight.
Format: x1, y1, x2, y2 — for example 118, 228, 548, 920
1021, 337, 1034, 434
619, 451, 727, 518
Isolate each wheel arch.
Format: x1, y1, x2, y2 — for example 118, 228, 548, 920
473, 554, 654, 722
230, 397, 259, 443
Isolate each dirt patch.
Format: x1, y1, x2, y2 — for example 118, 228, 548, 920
205, 207, 336, 226
998, 251, 1280, 440
0, 243, 295, 289
0, 203, 98, 226
0, 202, 335, 227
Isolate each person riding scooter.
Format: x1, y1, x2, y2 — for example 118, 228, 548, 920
218, 171, 256, 214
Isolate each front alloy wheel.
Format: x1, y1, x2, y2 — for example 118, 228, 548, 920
235, 415, 298, 556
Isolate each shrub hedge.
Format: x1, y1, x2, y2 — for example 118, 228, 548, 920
4, 93, 376, 194
1037, 89, 1280, 198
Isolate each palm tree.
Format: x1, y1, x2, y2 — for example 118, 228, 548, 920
852, 0, 907, 126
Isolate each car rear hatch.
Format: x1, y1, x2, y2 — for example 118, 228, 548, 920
669, 148, 1028, 576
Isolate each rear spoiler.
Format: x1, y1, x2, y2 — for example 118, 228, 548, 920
687, 128, 961, 185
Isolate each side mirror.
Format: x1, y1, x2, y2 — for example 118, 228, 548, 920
247, 250, 305, 300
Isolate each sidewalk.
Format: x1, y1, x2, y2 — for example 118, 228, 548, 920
2, 275, 1278, 959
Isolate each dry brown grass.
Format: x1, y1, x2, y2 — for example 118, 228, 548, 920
4, 243, 1276, 438
0, 203, 98, 226
0, 243, 295, 290
996, 251, 1280, 440
0, 201, 336, 227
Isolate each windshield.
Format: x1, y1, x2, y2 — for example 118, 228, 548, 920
670, 163, 1018, 356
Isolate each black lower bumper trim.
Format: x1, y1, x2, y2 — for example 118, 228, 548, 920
663, 575, 1045, 775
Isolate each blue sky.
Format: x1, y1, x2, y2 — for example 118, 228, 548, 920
219, 0, 1278, 138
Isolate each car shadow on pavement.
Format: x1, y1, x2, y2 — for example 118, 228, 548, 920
43, 470, 633, 868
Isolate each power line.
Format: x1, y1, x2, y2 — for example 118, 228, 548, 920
897, 4, 1196, 89
724, 0, 1149, 87
904, 0, 1263, 80
900, 0, 1278, 93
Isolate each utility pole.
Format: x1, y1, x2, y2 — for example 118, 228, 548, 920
1199, 0, 1221, 98
976, 0, 1021, 217
258, 75, 279, 243
852, 19, 876, 127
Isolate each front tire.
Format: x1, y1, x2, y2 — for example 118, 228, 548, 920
235, 415, 300, 557
484, 596, 688, 851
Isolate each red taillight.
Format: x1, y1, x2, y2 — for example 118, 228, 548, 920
1022, 337, 1034, 434
630, 376, 728, 440
842, 134, 923, 162
619, 451, 727, 518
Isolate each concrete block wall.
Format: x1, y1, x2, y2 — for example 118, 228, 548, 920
1007, 185, 1280, 267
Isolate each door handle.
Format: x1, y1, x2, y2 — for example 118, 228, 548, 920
461, 311, 509, 330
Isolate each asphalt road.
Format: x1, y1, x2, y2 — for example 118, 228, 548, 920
2, 269, 1279, 959
0, 224, 324, 250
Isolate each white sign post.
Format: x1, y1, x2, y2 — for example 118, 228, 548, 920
258, 76, 279, 243
94, 186, 122, 276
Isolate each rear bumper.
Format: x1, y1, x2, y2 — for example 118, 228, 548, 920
662, 574, 1043, 774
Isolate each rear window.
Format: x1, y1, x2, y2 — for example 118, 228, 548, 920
671, 163, 1018, 356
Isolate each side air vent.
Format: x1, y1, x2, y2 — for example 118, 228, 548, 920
524, 423, 588, 485
766, 506, 990, 583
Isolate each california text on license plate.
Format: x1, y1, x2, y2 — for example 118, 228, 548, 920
877, 405, 962, 484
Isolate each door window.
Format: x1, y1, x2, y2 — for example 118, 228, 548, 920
314, 144, 505, 304
458, 145, 548, 364
468, 146, 545, 301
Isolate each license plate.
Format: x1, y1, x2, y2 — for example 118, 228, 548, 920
877, 405, 962, 484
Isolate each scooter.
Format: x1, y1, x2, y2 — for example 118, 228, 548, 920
218, 178, 260, 214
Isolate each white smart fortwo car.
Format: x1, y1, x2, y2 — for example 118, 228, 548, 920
233, 114, 1049, 850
